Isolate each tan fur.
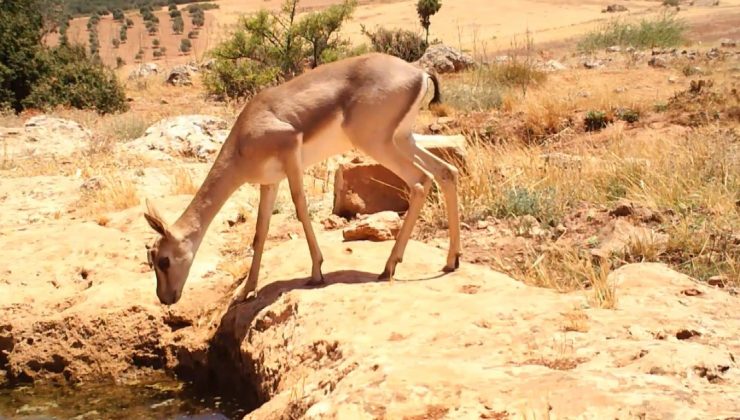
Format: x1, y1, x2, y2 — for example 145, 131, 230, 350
143, 53, 462, 305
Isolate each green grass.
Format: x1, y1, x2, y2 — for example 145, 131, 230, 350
577, 12, 687, 53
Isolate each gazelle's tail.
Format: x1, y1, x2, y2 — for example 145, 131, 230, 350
426, 71, 441, 106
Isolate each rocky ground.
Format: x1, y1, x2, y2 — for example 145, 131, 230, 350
2, 24, 740, 420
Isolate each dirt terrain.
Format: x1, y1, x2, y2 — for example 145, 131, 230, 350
53, 0, 740, 70
1, 181, 739, 417
3, 0, 740, 418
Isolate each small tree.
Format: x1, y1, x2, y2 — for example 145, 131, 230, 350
416, 0, 441, 44
119, 25, 128, 42
180, 38, 192, 54
173, 15, 184, 34
296, 0, 356, 68
112, 8, 124, 21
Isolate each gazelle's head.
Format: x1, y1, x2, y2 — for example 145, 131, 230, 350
143, 199, 194, 305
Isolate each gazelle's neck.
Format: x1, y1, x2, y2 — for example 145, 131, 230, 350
172, 151, 242, 249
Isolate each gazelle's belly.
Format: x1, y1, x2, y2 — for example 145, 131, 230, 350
244, 114, 353, 185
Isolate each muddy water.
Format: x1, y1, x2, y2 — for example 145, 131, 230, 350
0, 376, 250, 420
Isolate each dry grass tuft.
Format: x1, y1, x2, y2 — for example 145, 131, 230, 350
169, 166, 199, 195
81, 173, 140, 215
561, 308, 590, 333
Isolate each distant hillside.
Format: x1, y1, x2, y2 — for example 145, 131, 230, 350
65, 0, 209, 16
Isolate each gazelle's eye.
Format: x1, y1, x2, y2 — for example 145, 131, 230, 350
157, 257, 170, 272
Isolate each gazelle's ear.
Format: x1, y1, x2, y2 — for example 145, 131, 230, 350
144, 198, 170, 237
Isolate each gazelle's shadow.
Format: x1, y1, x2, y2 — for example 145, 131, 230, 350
212, 267, 451, 345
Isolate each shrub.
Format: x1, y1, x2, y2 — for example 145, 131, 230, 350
116, 56, 125, 68
584, 110, 611, 131
203, 59, 280, 100
112, 8, 124, 21
361, 25, 427, 62
23, 44, 128, 114
577, 12, 686, 52
495, 186, 560, 226
173, 15, 184, 33
0, 0, 45, 112
203, 0, 355, 100
296, 0, 356, 68
188, 30, 199, 39
152, 38, 160, 48
112, 38, 120, 48
616, 108, 640, 123
180, 38, 192, 53
126, 17, 134, 28
119, 25, 128, 42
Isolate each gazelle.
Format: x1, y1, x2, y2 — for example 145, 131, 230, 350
143, 52, 461, 305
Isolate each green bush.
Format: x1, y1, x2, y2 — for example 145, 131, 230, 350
112, 8, 124, 21
616, 108, 640, 123
203, 59, 280, 100
23, 44, 128, 114
360, 25, 427, 62
577, 12, 686, 52
203, 0, 355, 100
584, 110, 611, 131
0, 0, 45, 112
180, 38, 192, 53
495, 186, 560, 226
173, 15, 184, 33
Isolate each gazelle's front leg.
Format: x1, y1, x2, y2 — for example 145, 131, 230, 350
284, 145, 325, 286
237, 183, 278, 301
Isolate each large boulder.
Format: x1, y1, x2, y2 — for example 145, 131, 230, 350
165, 65, 194, 86
122, 115, 230, 161
332, 134, 468, 217
128, 62, 160, 80
2, 115, 93, 158
332, 157, 408, 218
417, 45, 475, 74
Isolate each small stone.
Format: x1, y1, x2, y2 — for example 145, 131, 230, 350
583, 60, 603, 69
707, 276, 727, 288
321, 214, 348, 230
720, 38, 737, 48
602, 4, 628, 13
609, 200, 634, 217
606, 45, 622, 53
476, 220, 489, 230
668, 76, 678, 83
342, 211, 401, 242
544, 60, 567, 71
649, 56, 669, 68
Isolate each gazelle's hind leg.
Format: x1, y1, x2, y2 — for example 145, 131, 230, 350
396, 134, 462, 271
350, 132, 433, 280
283, 142, 325, 285
237, 183, 278, 301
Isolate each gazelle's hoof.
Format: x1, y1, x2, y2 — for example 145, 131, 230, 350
442, 254, 461, 273
378, 269, 392, 281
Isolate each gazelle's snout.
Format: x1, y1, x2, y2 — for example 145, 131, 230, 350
157, 288, 181, 305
